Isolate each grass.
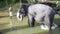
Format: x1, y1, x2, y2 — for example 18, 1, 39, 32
0, 3, 60, 34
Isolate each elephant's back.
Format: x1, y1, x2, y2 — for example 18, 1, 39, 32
28, 4, 54, 15
28, 4, 52, 10
28, 4, 53, 12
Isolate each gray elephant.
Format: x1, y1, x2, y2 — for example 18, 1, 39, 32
28, 4, 60, 30
17, 2, 60, 30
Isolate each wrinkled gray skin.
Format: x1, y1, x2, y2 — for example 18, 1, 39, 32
28, 4, 56, 30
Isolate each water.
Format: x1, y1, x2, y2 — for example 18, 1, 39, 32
0, 16, 60, 34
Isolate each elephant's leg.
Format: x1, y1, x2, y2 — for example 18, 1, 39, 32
28, 14, 35, 27
49, 15, 56, 30
50, 16, 54, 26
44, 15, 51, 30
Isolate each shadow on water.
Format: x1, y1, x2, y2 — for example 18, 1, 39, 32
0, 25, 28, 33
0, 32, 3, 34
0, 16, 60, 34
0, 19, 28, 33
0, 16, 9, 18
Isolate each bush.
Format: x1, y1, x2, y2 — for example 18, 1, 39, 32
21, 0, 28, 3
0, 1, 7, 8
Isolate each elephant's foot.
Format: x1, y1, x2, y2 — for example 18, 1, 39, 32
40, 23, 58, 30
51, 23, 58, 30
40, 25, 49, 30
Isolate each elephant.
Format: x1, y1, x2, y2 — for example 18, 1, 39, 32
17, 2, 60, 30
28, 4, 60, 30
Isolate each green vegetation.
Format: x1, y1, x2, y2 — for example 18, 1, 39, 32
0, 0, 59, 10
